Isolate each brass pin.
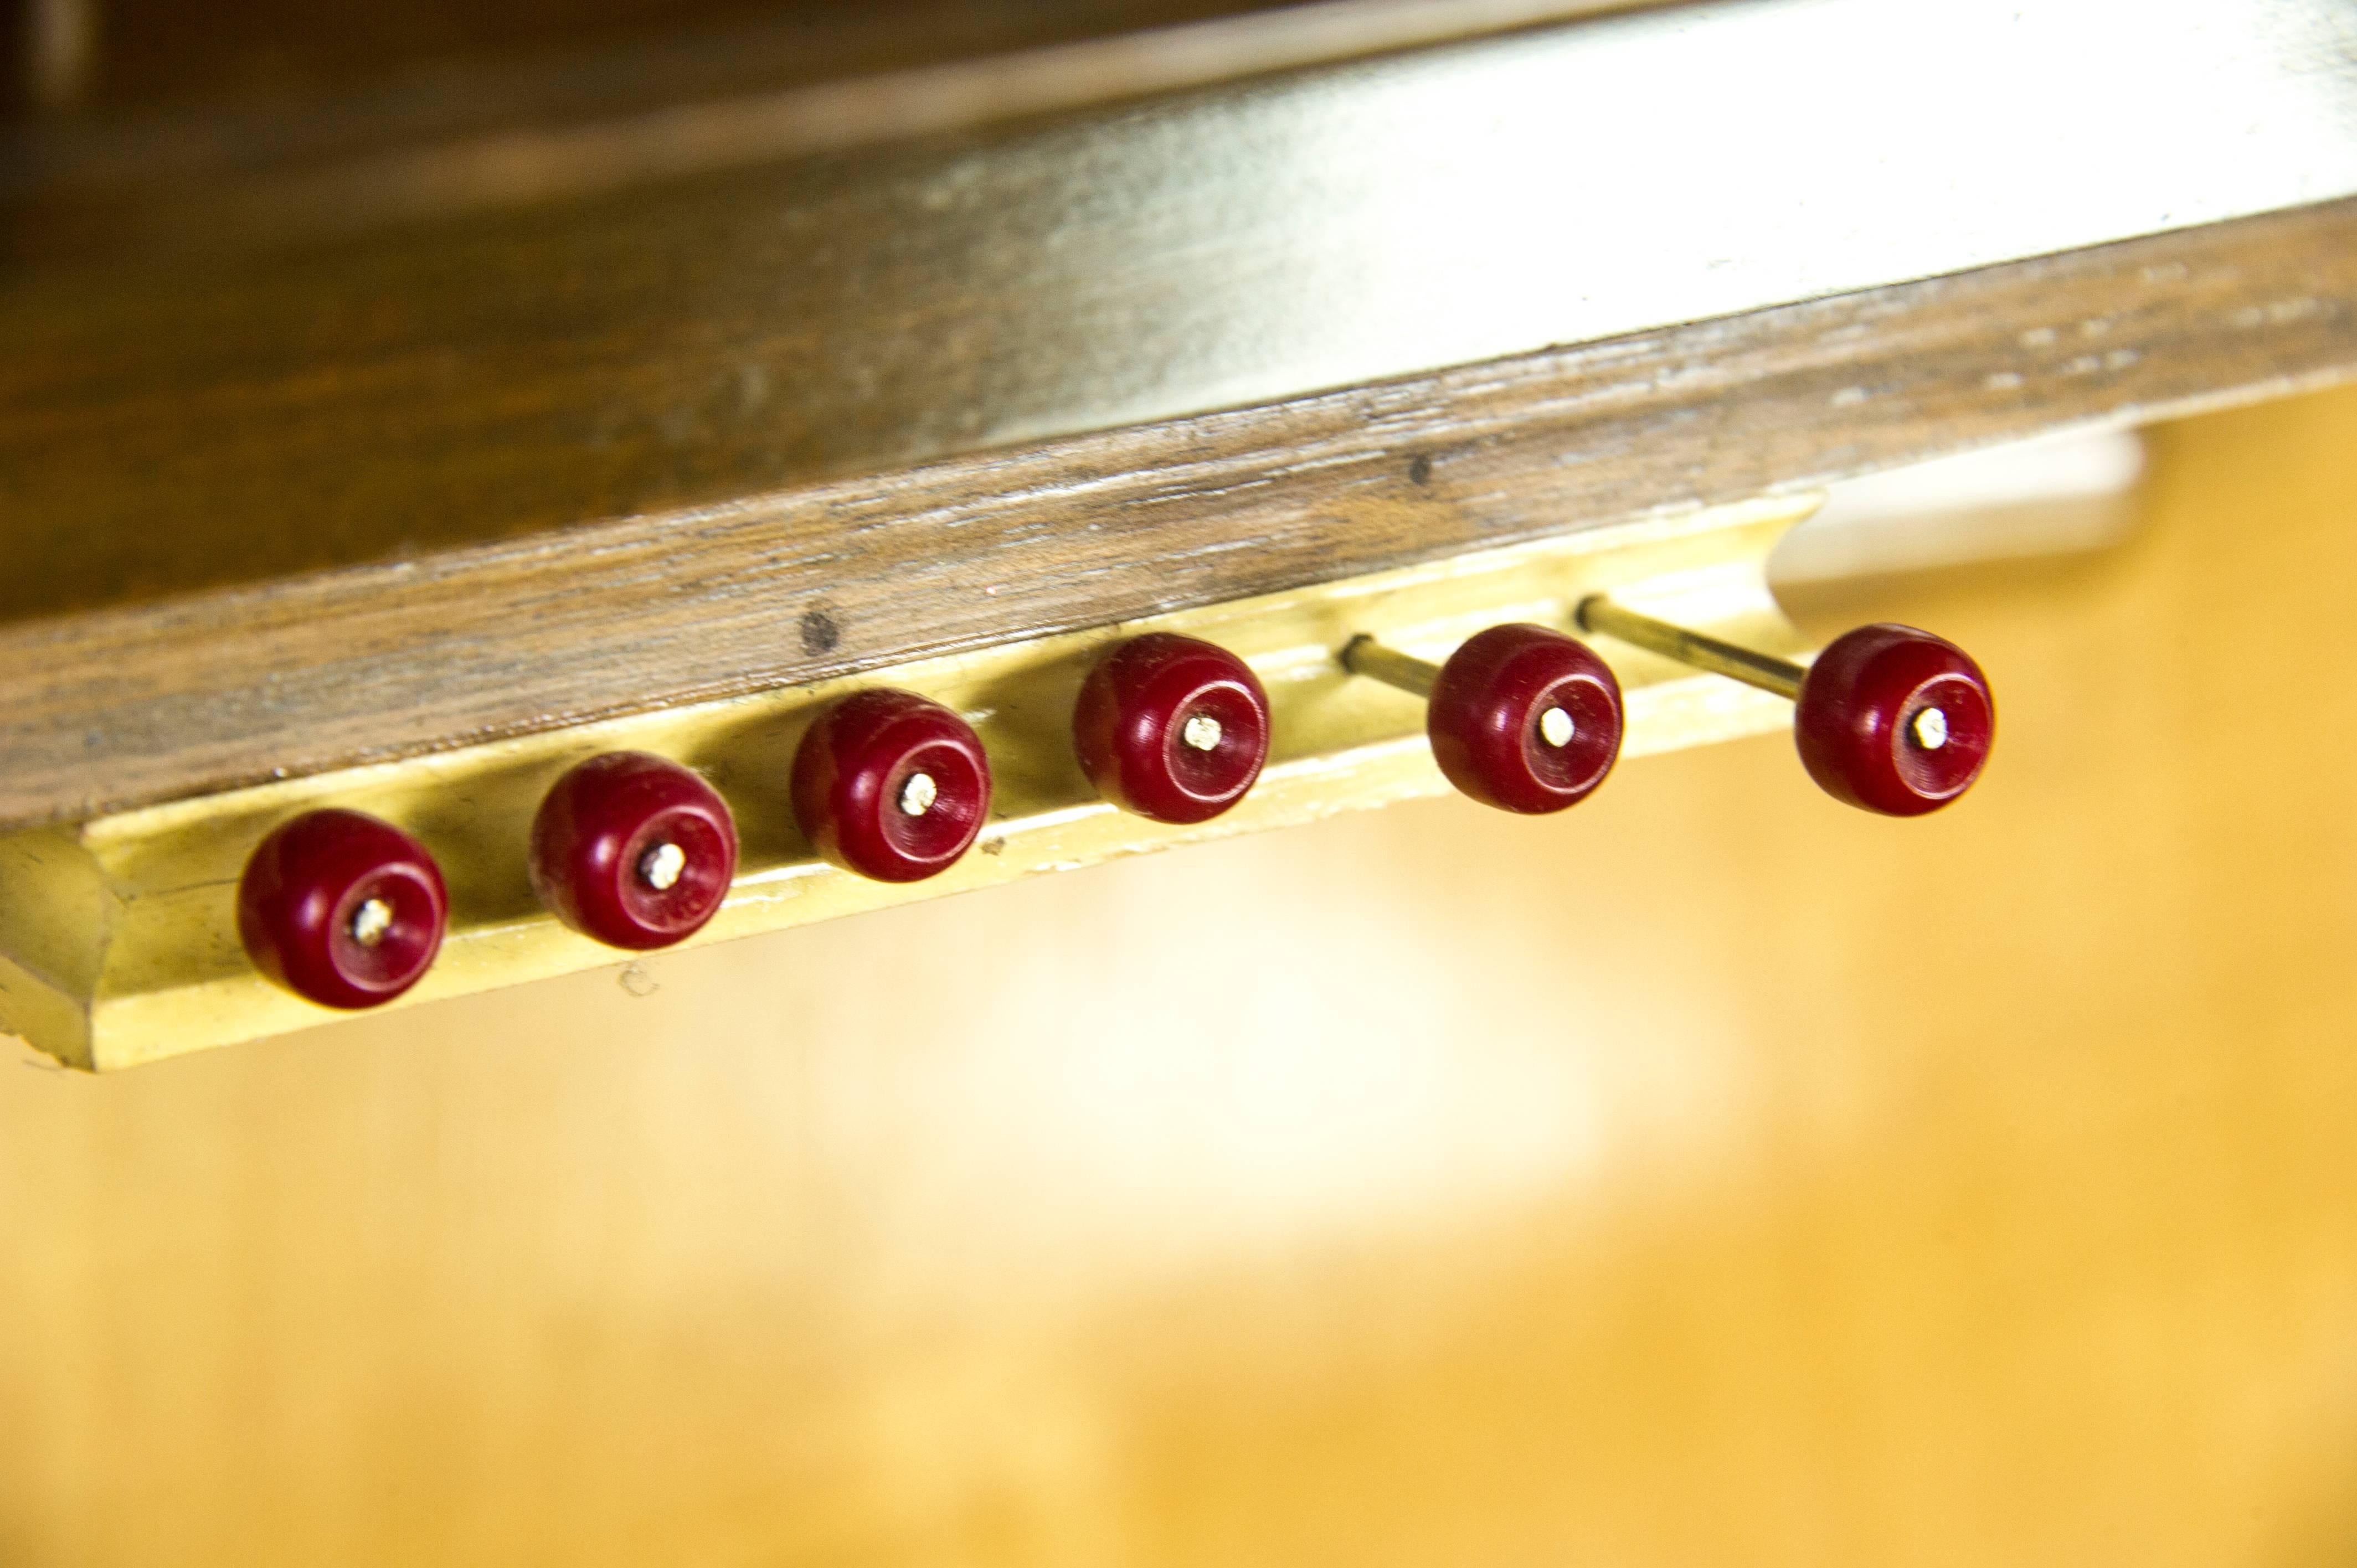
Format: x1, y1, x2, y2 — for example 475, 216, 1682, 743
1573, 596, 1804, 700
1339, 633, 1441, 699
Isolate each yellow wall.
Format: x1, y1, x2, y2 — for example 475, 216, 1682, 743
3, 386, 2355, 1566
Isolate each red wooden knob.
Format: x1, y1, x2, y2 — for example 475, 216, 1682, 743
1428, 624, 1623, 813
1073, 632, 1270, 824
1795, 624, 1993, 816
792, 689, 991, 882
530, 751, 737, 949
237, 808, 447, 1009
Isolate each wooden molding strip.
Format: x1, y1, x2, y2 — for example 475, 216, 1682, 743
3, 199, 2355, 832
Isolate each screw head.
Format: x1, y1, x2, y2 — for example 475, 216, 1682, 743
638, 840, 687, 890
1181, 713, 1224, 752
899, 771, 938, 817
348, 897, 394, 947
1911, 705, 1949, 751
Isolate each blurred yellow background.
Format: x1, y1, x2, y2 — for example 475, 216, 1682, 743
3, 386, 2354, 1566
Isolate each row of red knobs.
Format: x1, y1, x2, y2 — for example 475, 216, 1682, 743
239, 620, 1993, 1010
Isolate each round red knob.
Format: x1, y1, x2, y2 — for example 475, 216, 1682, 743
237, 808, 447, 1009
1073, 633, 1270, 824
1428, 624, 1623, 813
792, 689, 991, 881
1795, 623, 1994, 815
529, 751, 737, 949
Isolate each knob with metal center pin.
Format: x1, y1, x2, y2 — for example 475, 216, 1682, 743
1575, 597, 1994, 816
1341, 623, 1623, 813
1073, 632, 1271, 824
237, 808, 449, 1009
792, 689, 992, 882
530, 751, 738, 949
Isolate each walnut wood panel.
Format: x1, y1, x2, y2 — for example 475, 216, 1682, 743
2, 199, 2353, 833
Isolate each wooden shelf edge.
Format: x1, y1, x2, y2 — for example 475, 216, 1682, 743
2, 201, 2353, 832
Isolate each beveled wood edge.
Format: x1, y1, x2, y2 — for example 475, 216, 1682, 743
6, 198, 2354, 832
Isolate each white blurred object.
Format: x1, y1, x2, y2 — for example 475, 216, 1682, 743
1771, 430, 2147, 585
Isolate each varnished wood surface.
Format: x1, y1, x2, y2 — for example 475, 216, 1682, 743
39, 0, 1265, 116
8, 1, 2354, 628
2, 386, 2353, 1566
5, 0, 1640, 191
4, 200, 2355, 833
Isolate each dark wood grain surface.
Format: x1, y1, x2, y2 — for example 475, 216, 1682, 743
6, 1, 1636, 186
4, 199, 2353, 832
11, 0, 2351, 627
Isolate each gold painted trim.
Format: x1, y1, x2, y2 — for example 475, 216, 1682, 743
0, 496, 1818, 1071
